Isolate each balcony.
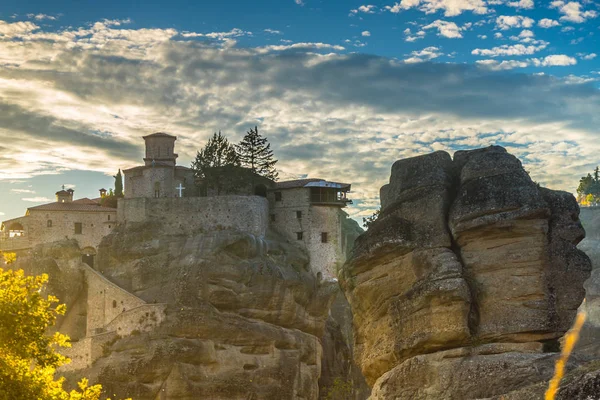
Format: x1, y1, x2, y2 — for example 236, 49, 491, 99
310, 187, 351, 207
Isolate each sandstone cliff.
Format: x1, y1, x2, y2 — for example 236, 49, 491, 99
340, 146, 592, 399
14, 219, 366, 399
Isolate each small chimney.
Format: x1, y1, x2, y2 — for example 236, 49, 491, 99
67, 188, 74, 202
99, 188, 107, 198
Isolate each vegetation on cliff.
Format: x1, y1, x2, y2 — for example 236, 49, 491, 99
577, 166, 600, 206
0, 268, 125, 400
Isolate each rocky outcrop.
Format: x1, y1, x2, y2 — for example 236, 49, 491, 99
340, 146, 592, 399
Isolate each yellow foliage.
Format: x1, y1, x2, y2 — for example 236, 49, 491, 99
2, 252, 16, 265
0, 268, 130, 400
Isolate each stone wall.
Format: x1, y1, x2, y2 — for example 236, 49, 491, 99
105, 303, 167, 336
124, 166, 194, 198
85, 266, 146, 336
117, 196, 269, 237
0, 210, 116, 252
269, 188, 345, 278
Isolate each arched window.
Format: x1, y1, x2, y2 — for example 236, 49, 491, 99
47, 220, 52, 228
154, 182, 161, 198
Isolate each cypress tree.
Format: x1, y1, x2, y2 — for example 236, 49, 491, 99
114, 169, 123, 197
236, 126, 278, 181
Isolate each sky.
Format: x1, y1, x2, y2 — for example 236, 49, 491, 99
0, 0, 599, 223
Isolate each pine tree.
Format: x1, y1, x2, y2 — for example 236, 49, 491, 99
236, 126, 278, 181
191, 132, 241, 195
113, 169, 123, 197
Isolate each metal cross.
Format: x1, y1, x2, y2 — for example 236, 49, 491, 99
176, 183, 185, 197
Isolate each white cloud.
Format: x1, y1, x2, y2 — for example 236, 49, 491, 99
22, 197, 53, 203
404, 46, 443, 63
496, 15, 535, 30
476, 59, 530, 70
295, 0, 305, 5
538, 18, 560, 27
478, 34, 488, 39
351, 4, 378, 14
26, 13, 58, 21
361, 30, 371, 36
472, 42, 547, 57
550, 1, 598, 23
532, 54, 577, 66
0, 21, 39, 37
259, 42, 345, 52
561, 26, 575, 32
264, 29, 282, 35
423, 20, 464, 38
10, 189, 35, 194
386, 0, 489, 16
494, 32, 503, 38
507, 0, 534, 9
578, 53, 597, 60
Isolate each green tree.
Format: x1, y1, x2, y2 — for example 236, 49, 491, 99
113, 170, 123, 197
235, 126, 278, 181
0, 268, 119, 400
191, 132, 241, 195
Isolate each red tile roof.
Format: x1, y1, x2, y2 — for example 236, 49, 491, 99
27, 201, 116, 213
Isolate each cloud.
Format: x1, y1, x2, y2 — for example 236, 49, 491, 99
472, 42, 547, 57
538, 18, 560, 27
21, 197, 53, 203
295, 0, 305, 5
404, 46, 443, 63
26, 13, 58, 21
550, 1, 598, 23
361, 31, 371, 37
532, 54, 577, 66
423, 20, 465, 38
264, 29, 282, 35
386, 0, 489, 16
496, 15, 535, 30
351, 5, 378, 14
476, 59, 530, 70
10, 189, 35, 194
0, 21, 39, 37
403, 27, 426, 42
507, 0, 534, 9
0, 18, 599, 219
579, 53, 597, 60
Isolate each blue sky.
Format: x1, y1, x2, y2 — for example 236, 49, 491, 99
0, 0, 599, 222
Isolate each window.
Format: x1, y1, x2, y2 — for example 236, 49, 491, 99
47, 220, 52, 228
296, 232, 303, 240
321, 232, 328, 243
107, 215, 111, 221
270, 214, 276, 222
296, 211, 302, 219
74, 223, 82, 235
112, 300, 117, 308
275, 192, 282, 201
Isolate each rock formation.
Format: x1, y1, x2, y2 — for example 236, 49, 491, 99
13, 218, 367, 399
340, 146, 592, 399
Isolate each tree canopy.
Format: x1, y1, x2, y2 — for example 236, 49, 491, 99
0, 268, 127, 400
577, 166, 600, 206
236, 126, 278, 181
191, 132, 241, 195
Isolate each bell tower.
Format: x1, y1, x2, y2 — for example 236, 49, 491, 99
143, 132, 178, 167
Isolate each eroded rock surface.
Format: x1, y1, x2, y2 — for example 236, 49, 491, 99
340, 146, 592, 399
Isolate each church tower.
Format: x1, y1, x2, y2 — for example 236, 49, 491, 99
143, 132, 177, 167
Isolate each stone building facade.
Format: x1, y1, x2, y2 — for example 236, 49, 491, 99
123, 132, 195, 199
0, 189, 117, 265
268, 179, 351, 279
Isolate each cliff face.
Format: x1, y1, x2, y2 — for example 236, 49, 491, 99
340, 146, 592, 399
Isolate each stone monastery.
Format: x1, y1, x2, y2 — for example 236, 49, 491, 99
1, 132, 352, 278
0, 132, 352, 372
